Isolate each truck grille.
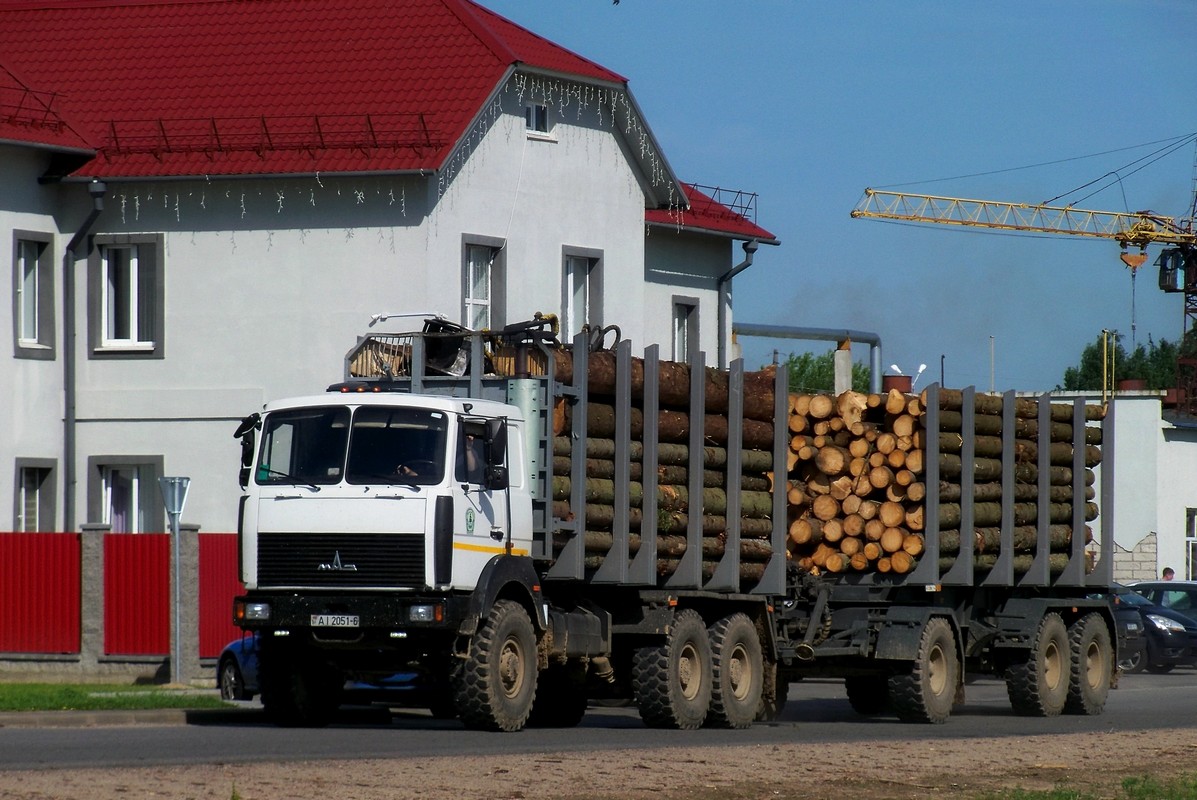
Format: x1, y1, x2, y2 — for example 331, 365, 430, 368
258, 532, 425, 588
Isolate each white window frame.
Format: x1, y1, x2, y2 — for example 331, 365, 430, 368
672, 296, 699, 363
12, 231, 55, 360
464, 244, 494, 331
88, 456, 163, 533
15, 460, 55, 532
524, 103, 549, 134
561, 249, 602, 337
461, 235, 505, 331
88, 234, 164, 359
1186, 508, 1197, 580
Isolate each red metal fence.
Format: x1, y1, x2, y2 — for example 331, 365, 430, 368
0, 531, 240, 660
0, 533, 81, 653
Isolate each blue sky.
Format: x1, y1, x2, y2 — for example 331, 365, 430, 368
480, 0, 1197, 391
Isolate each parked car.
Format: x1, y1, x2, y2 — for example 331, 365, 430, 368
1129, 580, 1197, 626
216, 634, 453, 716
1111, 583, 1197, 673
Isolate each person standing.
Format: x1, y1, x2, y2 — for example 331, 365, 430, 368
1162, 567, 1175, 581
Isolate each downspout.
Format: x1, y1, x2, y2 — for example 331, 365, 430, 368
63, 180, 107, 533
717, 239, 758, 369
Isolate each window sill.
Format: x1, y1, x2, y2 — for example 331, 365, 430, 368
525, 131, 557, 143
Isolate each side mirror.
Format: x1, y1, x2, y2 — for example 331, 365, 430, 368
485, 465, 509, 491
485, 417, 507, 456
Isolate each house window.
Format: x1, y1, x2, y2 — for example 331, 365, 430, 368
15, 460, 55, 532
88, 234, 164, 358
562, 249, 602, 337
462, 236, 506, 331
524, 103, 549, 134
672, 297, 699, 363
12, 231, 55, 359
88, 457, 163, 533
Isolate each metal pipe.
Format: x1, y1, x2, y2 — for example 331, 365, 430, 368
731, 322, 884, 394
63, 180, 107, 532
717, 240, 758, 369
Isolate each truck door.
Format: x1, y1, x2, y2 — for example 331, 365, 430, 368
450, 422, 510, 587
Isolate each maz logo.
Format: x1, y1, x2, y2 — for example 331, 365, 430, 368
317, 550, 358, 571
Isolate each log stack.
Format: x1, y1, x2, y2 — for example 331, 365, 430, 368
546, 349, 781, 585
784, 387, 1104, 579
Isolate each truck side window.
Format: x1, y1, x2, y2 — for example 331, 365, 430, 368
455, 426, 488, 484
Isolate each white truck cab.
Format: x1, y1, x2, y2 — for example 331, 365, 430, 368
240, 392, 531, 595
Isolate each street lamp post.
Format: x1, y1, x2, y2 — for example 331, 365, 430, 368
158, 476, 190, 685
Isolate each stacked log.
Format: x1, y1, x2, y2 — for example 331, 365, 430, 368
547, 349, 779, 584
784, 387, 1104, 578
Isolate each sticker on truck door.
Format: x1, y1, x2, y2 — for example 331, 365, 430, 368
466, 508, 475, 534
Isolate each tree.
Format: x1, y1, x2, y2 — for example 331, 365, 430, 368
774, 350, 870, 394
1059, 331, 1197, 391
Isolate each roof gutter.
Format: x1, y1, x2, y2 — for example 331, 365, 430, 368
63, 179, 107, 533
717, 239, 759, 369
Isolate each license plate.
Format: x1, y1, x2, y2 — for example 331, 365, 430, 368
311, 614, 359, 627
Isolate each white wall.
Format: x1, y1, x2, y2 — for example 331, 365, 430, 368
1157, 423, 1197, 579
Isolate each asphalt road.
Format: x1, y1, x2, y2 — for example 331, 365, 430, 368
1, 670, 1192, 772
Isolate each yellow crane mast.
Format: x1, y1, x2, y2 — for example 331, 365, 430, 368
851, 188, 1197, 408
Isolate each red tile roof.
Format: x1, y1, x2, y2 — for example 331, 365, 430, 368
647, 184, 778, 243
0, 62, 91, 152
0, 0, 624, 178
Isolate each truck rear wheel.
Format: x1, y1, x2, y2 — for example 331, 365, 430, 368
452, 599, 538, 732
632, 609, 712, 730
1006, 612, 1070, 717
844, 675, 890, 716
706, 613, 763, 729
1064, 613, 1112, 715
259, 655, 343, 728
888, 617, 958, 724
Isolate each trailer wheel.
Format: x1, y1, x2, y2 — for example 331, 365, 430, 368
1005, 612, 1070, 717
632, 609, 712, 730
527, 663, 587, 728
888, 617, 958, 724
1064, 613, 1112, 715
844, 675, 890, 716
452, 599, 538, 732
259, 657, 343, 728
706, 614, 763, 729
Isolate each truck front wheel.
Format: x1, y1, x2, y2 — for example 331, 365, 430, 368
888, 617, 958, 724
706, 613, 763, 729
452, 599, 538, 732
1006, 612, 1070, 717
1064, 613, 1112, 715
632, 609, 712, 730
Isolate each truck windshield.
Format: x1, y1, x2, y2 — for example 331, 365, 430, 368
345, 407, 448, 485
256, 406, 350, 486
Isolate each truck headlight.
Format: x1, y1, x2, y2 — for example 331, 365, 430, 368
408, 604, 442, 623
236, 601, 271, 622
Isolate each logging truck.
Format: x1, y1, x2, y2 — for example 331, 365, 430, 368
232, 317, 1117, 731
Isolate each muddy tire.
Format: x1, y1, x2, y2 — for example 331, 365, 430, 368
632, 609, 712, 730
888, 617, 958, 724
452, 600, 538, 732
844, 675, 890, 716
706, 614, 763, 729
1006, 612, 1070, 717
1064, 613, 1112, 715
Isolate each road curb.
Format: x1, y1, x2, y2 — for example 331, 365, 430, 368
0, 706, 262, 729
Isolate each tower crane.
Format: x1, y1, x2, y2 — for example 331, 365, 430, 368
851, 189, 1197, 408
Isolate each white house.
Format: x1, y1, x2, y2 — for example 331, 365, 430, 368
1, 0, 778, 541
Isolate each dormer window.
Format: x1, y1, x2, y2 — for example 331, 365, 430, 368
524, 103, 549, 134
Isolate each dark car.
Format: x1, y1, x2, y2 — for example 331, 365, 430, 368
1130, 580, 1197, 626
1112, 583, 1197, 673
216, 634, 451, 715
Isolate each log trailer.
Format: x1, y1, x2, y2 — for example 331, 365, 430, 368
232, 317, 1117, 731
